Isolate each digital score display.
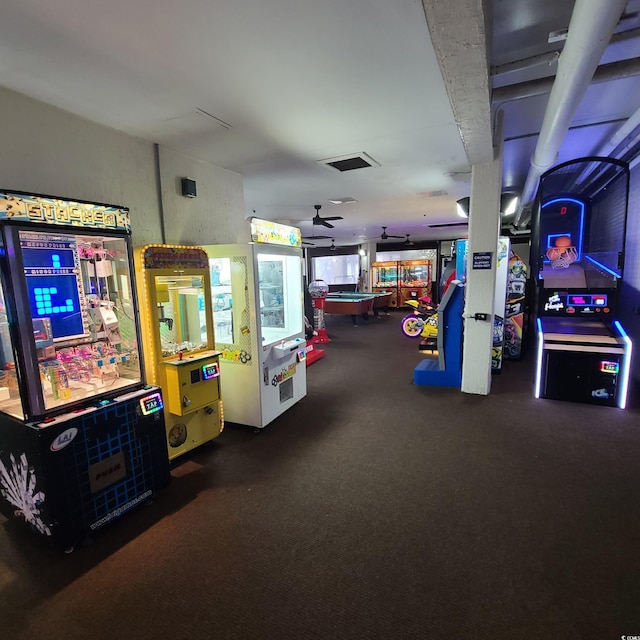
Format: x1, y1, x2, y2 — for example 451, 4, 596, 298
140, 392, 164, 415
600, 361, 619, 375
540, 198, 585, 265
21, 239, 85, 340
566, 294, 607, 307
544, 291, 611, 315
201, 362, 220, 380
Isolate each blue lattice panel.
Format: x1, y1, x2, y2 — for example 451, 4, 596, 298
0, 387, 170, 551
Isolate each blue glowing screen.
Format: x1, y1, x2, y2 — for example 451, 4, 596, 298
22, 242, 85, 340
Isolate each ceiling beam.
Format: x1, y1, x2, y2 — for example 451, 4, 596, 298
421, 0, 494, 165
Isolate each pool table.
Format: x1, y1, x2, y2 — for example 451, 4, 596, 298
324, 292, 393, 325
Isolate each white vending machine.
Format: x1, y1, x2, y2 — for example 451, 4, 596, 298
203, 219, 307, 429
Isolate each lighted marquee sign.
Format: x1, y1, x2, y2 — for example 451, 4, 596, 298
142, 245, 209, 270
250, 218, 302, 248
0, 192, 130, 231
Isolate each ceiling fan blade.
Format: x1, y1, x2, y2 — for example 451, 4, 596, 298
321, 220, 335, 228
302, 234, 333, 240
323, 216, 343, 221
380, 226, 403, 239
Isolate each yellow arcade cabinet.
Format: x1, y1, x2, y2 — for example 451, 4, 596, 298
134, 245, 223, 459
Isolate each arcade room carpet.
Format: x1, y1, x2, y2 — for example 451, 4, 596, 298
1, 311, 640, 640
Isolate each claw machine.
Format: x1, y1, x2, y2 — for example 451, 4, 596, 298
203, 218, 307, 430
371, 261, 398, 307
134, 245, 223, 459
0, 190, 170, 552
398, 259, 432, 307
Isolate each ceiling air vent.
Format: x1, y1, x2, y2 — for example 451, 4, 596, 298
417, 190, 448, 198
319, 152, 380, 172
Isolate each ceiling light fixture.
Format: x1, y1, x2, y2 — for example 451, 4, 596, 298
456, 197, 470, 218
328, 197, 357, 205
456, 193, 519, 219
501, 193, 519, 216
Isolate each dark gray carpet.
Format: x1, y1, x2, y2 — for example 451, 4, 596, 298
1, 312, 640, 640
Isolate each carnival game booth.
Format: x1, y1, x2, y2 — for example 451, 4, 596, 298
0, 191, 170, 552
532, 158, 632, 408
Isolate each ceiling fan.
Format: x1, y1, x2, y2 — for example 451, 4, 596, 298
302, 233, 333, 240
379, 226, 404, 240
312, 204, 343, 229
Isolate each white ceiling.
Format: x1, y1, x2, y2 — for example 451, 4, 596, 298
1, 0, 640, 247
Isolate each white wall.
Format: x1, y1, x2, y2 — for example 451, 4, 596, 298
0, 87, 161, 244
0, 87, 246, 247
158, 146, 247, 246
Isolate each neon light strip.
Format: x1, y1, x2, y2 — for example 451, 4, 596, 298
613, 321, 632, 410
584, 255, 621, 279
535, 318, 543, 398
541, 197, 585, 262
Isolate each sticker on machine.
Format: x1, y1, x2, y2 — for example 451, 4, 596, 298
271, 362, 297, 386
50, 427, 78, 452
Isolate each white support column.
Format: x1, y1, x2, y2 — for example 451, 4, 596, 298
358, 242, 377, 292
461, 155, 503, 395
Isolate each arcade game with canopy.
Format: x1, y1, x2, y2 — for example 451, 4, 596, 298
532, 157, 632, 408
0, 191, 170, 552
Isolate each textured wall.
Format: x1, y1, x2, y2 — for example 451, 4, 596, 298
0, 87, 247, 249
158, 147, 246, 246
0, 87, 162, 244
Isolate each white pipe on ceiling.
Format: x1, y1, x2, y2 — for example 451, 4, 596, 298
513, 0, 629, 227
571, 103, 640, 187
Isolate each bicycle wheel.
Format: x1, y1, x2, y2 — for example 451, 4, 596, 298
401, 315, 423, 338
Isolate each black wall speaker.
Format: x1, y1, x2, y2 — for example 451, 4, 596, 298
181, 178, 197, 198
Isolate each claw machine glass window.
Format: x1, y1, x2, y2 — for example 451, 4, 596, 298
371, 261, 399, 307
153, 275, 209, 357
12, 229, 142, 416
209, 257, 234, 344
0, 273, 23, 419
257, 252, 303, 345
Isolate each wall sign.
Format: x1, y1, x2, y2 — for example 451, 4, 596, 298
472, 251, 493, 270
